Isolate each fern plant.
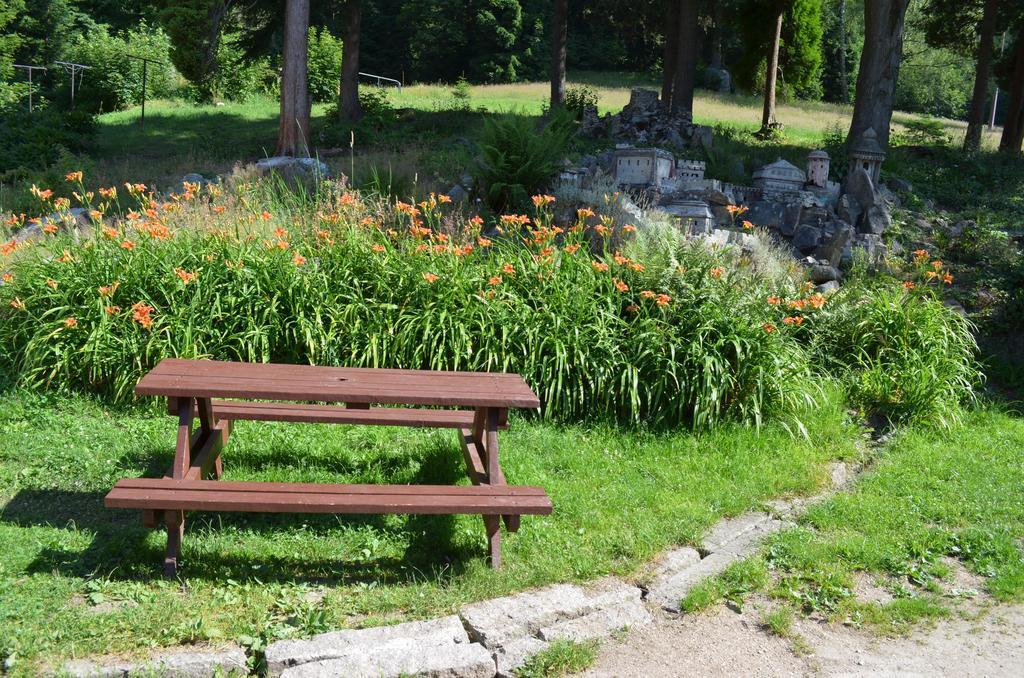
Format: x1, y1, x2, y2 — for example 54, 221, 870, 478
475, 110, 575, 213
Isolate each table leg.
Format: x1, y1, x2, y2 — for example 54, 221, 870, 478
164, 397, 194, 577
196, 397, 226, 480
483, 408, 519, 533
165, 510, 184, 577
484, 515, 501, 569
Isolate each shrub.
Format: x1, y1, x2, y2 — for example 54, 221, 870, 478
320, 87, 399, 147
307, 28, 343, 103
208, 34, 275, 103
564, 85, 598, 119
476, 109, 575, 212
893, 117, 951, 148
60, 22, 179, 113
808, 283, 981, 428
0, 176, 823, 430
0, 105, 95, 177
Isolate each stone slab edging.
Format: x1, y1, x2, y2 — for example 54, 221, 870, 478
58, 462, 855, 678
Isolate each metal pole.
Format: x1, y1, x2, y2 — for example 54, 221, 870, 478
126, 55, 163, 131
13, 65, 46, 112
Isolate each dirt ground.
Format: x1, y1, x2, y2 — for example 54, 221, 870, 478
578, 595, 1024, 677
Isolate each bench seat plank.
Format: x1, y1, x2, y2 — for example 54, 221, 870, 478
106, 479, 553, 516
189, 400, 482, 429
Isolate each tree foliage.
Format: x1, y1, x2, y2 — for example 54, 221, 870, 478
156, 0, 233, 101
733, 0, 824, 100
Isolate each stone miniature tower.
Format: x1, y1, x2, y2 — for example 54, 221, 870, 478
806, 150, 830, 189
848, 128, 885, 185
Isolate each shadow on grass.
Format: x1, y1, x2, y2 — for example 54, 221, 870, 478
0, 440, 482, 584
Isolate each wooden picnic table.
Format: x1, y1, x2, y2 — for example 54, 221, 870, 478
105, 358, 551, 576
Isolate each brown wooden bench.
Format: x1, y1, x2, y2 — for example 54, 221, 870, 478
105, 359, 551, 576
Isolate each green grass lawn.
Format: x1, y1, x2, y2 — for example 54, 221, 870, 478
0, 387, 858, 673
75, 72, 997, 204
683, 404, 1024, 633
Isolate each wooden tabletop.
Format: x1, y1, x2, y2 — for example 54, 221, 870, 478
136, 359, 541, 409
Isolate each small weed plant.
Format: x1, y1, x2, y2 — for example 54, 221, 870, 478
515, 639, 599, 678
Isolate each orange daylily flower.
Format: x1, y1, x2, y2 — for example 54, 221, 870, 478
903, 281, 916, 290
371, 244, 386, 253
564, 244, 580, 254
10, 297, 25, 310
762, 323, 777, 334
591, 261, 609, 272
292, 253, 307, 266
131, 301, 154, 328
175, 268, 198, 284
63, 317, 78, 328
782, 316, 804, 326
613, 279, 629, 292
121, 240, 136, 250
65, 171, 83, 182
105, 305, 121, 315
709, 266, 725, 279
98, 282, 119, 297
502, 263, 516, 275
422, 272, 439, 283
46, 278, 58, 289
942, 272, 954, 285
488, 275, 503, 286
656, 294, 671, 306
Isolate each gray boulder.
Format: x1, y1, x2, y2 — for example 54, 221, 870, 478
447, 184, 468, 203
844, 167, 891, 235
780, 203, 803, 237
837, 194, 862, 226
815, 225, 853, 266
792, 224, 823, 252
254, 156, 330, 178
807, 264, 842, 284
888, 177, 913, 193
815, 280, 841, 294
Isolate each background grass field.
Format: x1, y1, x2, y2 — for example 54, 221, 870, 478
81, 73, 998, 200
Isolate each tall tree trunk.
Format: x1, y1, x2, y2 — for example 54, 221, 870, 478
276, 0, 311, 157
671, 0, 699, 116
760, 1, 785, 132
999, 31, 1024, 154
661, 0, 680, 108
338, 0, 363, 122
964, 0, 999, 153
551, 0, 568, 108
847, 0, 911, 151
837, 0, 849, 103
709, 0, 724, 69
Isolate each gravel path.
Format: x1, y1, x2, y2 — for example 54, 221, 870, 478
578, 597, 1024, 677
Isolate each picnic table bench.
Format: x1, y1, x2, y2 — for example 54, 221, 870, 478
104, 359, 551, 576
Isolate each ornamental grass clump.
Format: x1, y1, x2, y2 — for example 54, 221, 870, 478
0, 171, 930, 430
807, 278, 981, 429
